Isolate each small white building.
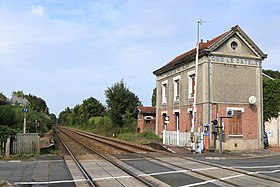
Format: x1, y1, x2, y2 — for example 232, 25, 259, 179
265, 113, 280, 147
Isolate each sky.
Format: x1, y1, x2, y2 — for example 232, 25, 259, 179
0, 0, 279, 116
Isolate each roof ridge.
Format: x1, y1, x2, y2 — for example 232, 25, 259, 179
153, 25, 256, 76
163, 30, 230, 67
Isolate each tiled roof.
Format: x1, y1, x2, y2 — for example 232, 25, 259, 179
153, 25, 267, 76
153, 30, 229, 76
137, 106, 156, 114
173, 29, 230, 62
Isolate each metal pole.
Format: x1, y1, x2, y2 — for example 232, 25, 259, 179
219, 117, 223, 155
191, 21, 200, 133
23, 112, 26, 134
191, 21, 201, 152
207, 55, 211, 151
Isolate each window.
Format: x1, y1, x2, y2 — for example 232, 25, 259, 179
162, 113, 167, 130
231, 41, 238, 50
229, 110, 242, 135
175, 113, 180, 131
227, 38, 241, 53
188, 70, 195, 99
173, 76, 180, 101
174, 110, 180, 131
161, 80, 168, 104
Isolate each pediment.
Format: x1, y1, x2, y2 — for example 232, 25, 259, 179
211, 33, 262, 59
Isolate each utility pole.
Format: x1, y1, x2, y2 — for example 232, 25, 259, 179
22, 108, 28, 133
191, 19, 208, 152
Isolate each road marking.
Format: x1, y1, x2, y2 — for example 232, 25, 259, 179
36, 160, 64, 163
139, 169, 189, 176
15, 179, 87, 185
93, 175, 132, 181
179, 168, 280, 187
8, 160, 64, 163
254, 169, 280, 174
232, 164, 280, 169
192, 167, 218, 171
179, 179, 217, 187
120, 157, 145, 161
220, 174, 245, 180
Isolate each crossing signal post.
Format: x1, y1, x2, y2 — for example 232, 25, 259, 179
211, 119, 218, 150
216, 109, 235, 154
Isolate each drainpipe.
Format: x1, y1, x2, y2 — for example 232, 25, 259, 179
259, 61, 264, 150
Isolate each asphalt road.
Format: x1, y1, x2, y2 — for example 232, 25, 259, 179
0, 156, 75, 187
198, 156, 280, 179
2, 154, 280, 187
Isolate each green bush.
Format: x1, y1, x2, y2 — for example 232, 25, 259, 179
141, 132, 161, 141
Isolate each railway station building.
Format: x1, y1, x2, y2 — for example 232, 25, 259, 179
153, 25, 267, 151
136, 106, 156, 133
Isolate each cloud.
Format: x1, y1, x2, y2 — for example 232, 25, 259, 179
29, 5, 45, 17
0, 0, 279, 116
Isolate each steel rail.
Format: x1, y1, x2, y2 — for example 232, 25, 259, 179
63, 126, 156, 153
54, 129, 96, 187
184, 156, 280, 184
58, 126, 277, 186
140, 152, 280, 186
58, 126, 240, 186
56, 126, 156, 187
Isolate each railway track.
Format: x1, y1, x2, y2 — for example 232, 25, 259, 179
58, 126, 157, 154
54, 126, 157, 187
55, 126, 280, 186
137, 154, 280, 187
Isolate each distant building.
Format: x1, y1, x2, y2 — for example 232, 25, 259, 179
10, 95, 29, 106
136, 106, 156, 133
265, 113, 280, 147
153, 25, 267, 150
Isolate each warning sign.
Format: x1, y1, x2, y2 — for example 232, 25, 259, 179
165, 116, 170, 124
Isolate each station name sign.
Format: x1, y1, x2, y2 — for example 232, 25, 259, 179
209, 55, 261, 66
157, 55, 262, 80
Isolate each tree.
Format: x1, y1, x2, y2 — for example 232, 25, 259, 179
58, 107, 74, 125
80, 97, 105, 120
12, 90, 24, 98
263, 79, 280, 122
0, 92, 7, 105
58, 97, 105, 126
151, 87, 156, 107
263, 69, 280, 79
105, 80, 141, 127
25, 94, 49, 114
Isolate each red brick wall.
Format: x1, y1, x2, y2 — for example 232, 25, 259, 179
213, 104, 258, 140
137, 113, 156, 133
157, 107, 193, 136
157, 103, 259, 141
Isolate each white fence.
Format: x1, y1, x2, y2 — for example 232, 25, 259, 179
12, 133, 40, 154
163, 130, 192, 147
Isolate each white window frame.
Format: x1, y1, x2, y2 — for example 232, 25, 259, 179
187, 70, 195, 99
161, 80, 168, 104
227, 107, 244, 137
173, 75, 181, 101
227, 107, 245, 113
